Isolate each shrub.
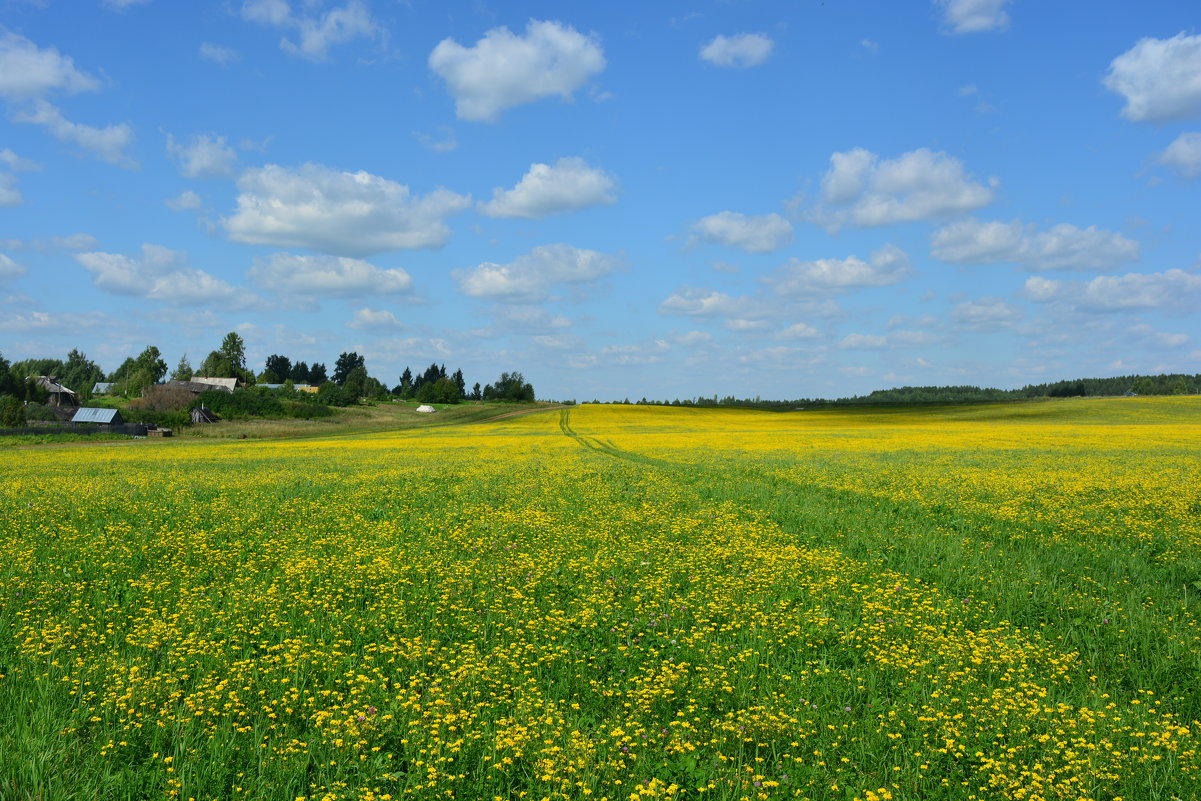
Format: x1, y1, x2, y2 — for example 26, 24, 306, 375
0, 395, 23, 427
130, 384, 196, 412
22, 404, 59, 422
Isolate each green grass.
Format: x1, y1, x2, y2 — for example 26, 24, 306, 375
0, 398, 1198, 800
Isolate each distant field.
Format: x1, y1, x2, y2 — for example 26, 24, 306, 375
2, 397, 1198, 800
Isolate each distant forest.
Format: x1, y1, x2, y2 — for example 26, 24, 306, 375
612, 373, 1201, 410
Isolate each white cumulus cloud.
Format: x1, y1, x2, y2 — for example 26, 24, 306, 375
699, 33, 773, 68
687, 211, 793, 253
951, 297, 1023, 330
454, 243, 623, 303
931, 218, 1140, 271
223, 163, 471, 257
1104, 33, 1201, 122
775, 322, 820, 340
1158, 132, 1201, 178
1024, 269, 1201, 312
0, 31, 99, 99
0, 148, 38, 206
241, 0, 379, 62
768, 244, 912, 294
479, 157, 617, 218
75, 244, 244, 305
0, 253, 26, 280
14, 100, 137, 168
0, 174, 21, 207
429, 19, 606, 122
935, 0, 1012, 34
0, 148, 40, 172
166, 190, 203, 211
809, 147, 996, 230
166, 133, 238, 178
199, 42, 240, 66
347, 308, 406, 331
248, 253, 412, 297
659, 287, 761, 319
841, 330, 939, 349
1127, 323, 1190, 348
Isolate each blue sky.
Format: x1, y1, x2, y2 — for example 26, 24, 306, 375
1, 0, 1199, 401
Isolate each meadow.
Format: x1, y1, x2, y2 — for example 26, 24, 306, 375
1, 397, 1198, 801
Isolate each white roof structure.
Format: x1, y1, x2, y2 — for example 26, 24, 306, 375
190, 376, 238, 391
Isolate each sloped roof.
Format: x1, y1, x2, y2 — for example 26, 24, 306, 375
71, 407, 122, 424
191, 406, 220, 423
191, 376, 238, 391
166, 379, 233, 394
36, 376, 75, 395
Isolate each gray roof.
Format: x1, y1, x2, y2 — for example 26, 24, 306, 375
36, 376, 75, 395
93, 382, 115, 394
165, 379, 233, 394
71, 407, 122, 424
191, 376, 238, 391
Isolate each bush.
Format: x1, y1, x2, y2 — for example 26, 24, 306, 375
122, 407, 190, 429
191, 389, 283, 419
189, 387, 341, 420
0, 395, 23, 427
22, 403, 59, 422
130, 384, 196, 412
316, 382, 355, 407
280, 399, 333, 419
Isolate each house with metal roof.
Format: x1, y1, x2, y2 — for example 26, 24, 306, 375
71, 407, 124, 425
92, 382, 115, 395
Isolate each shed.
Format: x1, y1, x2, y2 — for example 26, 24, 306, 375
92, 382, 115, 395
191, 407, 220, 424
71, 407, 124, 425
415, 405, 437, 413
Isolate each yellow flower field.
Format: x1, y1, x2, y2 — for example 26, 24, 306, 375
1, 397, 1198, 800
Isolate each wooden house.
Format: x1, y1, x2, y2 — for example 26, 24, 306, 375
34, 376, 77, 407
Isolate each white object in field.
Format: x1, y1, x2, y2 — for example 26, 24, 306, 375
415, 405, 437, 413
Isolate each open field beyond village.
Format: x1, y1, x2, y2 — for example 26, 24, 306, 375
2, 397, 1200, 801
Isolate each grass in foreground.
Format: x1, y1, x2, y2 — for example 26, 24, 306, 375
0, 397, 1197, 800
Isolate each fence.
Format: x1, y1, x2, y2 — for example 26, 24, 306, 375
0, 423, 149, 438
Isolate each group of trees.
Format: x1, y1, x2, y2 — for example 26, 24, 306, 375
259, 353, 328, 386
1, 329, 540, 433
393, 365, 535, 404
396, 363, 466, 403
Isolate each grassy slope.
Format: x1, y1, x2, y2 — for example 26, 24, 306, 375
0, 401, 562, 447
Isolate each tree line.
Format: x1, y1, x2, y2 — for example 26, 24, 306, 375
617, 373, 1200, 410
0, 331, 537, 428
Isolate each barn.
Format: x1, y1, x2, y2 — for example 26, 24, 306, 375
71, 407, 124, 425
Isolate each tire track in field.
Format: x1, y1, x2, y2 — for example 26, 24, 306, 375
558, 407, 671, 467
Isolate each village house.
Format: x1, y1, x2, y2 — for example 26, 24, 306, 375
34, 376, 77, 407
